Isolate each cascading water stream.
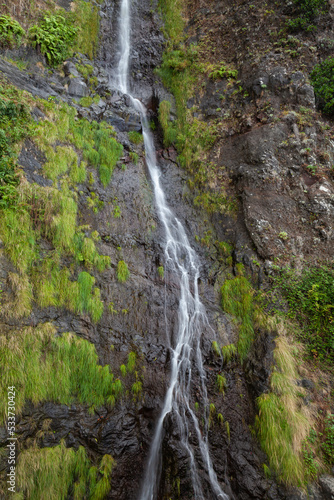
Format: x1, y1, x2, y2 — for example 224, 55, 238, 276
113, 1, 229, 499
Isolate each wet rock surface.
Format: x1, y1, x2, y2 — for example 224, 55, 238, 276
0, 0, 334, 499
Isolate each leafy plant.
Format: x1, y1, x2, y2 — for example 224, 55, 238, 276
286, 0, 328, 31
29, 14, 77, 66
323, 414, 334, 464
209, 62, 238, 80
311, 57, 334, 114
274, 265, 334, 363
0, 15, 25, 48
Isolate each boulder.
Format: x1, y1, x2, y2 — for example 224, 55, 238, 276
68, 78, 89, 97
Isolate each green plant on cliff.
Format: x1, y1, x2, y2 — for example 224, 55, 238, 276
0, 323, 124, 423
117, 260, 130, 283
274, 265, 334, 363
74, 0, 100, 59
311, 57, 334, 114
256, 330, 312, 485
286, 0, 328, 31
221, 275, 254, 361
15, 440, 114, 500
128, 131, 143, 144
0, 15, 25, 48
29, 13, 77, 66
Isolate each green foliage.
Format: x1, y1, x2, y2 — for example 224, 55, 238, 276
221, 344, 237, 365
221, 276, 254, 361
16, 440, 113, 500
0, 90, 31, 207
274, 265, 334, 363
128, 131, 143, 144
117, 260, 130, 283
212, 340, 221, 357
310, 57, 334, 114
0, 323, 123, 423
74, 0, 99, 59
209, 62, 238, 80
129, 151, 139, 164
217, 413, 224, 426
29, 13, 77, 66
286, 0, 328, 31
208, 403, 216, 428
0, 15, 25, 48
323, 414, 334, 464
216, 374, 226, 394
157, 266, 164, 279
127, 351, 137, 373
76, 63, 94, 80
256, 334, 311, 485
225, 421, 230, 442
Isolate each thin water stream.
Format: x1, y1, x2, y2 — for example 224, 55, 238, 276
113, 1, 229, 498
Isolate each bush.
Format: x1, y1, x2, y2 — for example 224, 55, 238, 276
311, 57, 334, 114
286, 0, 328, 31
275, 265, 334, 362
0, 15, 25, 48
29, 13, 77, 66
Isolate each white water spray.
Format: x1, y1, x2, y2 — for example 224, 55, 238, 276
114, 2, 229, 499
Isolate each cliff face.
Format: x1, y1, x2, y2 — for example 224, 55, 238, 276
0, 0, 334, 498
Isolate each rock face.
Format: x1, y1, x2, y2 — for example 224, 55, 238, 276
1, 0, 334, 499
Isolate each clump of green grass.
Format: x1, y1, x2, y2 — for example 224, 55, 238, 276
128, 131, 143, 144
212, 340, 221, 357
0, 323, 123, 423
256, 327, 312, 485
157, 265, 164, 279
117, 260, 129, 283
221, 276, 254, 361
74, 0, 99, 59
221, 344, 237, 365
76, 63, 94, 80
127, 351, 137, 373
129, 151, 139, 164
208, 403, 216, 428
216, 374, 226, 394
16, 440, 114, 500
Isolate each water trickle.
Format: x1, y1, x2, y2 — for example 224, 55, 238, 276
114, 1, 229, 499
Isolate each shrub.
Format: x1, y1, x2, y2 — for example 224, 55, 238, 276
322, 414, 334, 464
275, 265, 334, 363
29, 14, 77, 66
311, 57, 334, 114
0, 15, 25, 48
286, 0, 328, 31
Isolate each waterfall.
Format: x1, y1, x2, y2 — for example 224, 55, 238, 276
114, 1, 229, 499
